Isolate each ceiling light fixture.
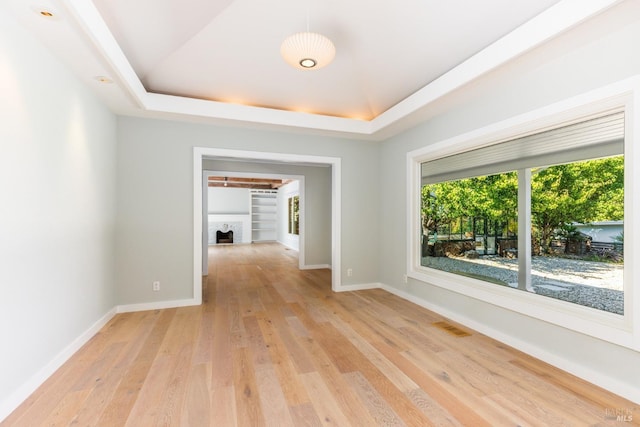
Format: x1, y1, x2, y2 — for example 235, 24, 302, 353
32, 6, 59, 20
281, 32, 335, 70
95, 76, 113, 84
280, 3, 335, 70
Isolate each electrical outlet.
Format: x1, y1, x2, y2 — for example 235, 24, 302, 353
152, 281, 160, 291
403, 274, 408, 284
347, 268, 353, 277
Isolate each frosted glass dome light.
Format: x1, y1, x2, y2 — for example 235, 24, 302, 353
280, 32, 335, 70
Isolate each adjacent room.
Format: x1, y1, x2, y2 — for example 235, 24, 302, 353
1, 0, 639, 424
205, 175, 299, 247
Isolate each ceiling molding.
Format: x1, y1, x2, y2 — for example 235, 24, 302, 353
60, 0, 623, 139
370, 0, 625, 135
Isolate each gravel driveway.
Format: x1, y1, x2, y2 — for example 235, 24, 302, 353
422, 255, 624, 314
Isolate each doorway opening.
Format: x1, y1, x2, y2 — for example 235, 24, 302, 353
203, 171, 305, 264
193, 147, 342, 305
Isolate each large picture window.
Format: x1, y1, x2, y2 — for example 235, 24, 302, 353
408, 80, 639, 350
421, 153, 624, 314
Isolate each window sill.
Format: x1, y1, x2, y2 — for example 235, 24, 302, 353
409, 265, 634, 349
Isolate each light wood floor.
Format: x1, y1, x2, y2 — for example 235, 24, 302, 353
4, 243, 638, 426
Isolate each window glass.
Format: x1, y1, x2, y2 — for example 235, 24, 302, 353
288, 195, 300, 235
531, 156, 624, 314
420, 155, 624, 314
421, 172, 519, 287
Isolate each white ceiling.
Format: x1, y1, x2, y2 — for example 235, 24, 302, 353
3, 0, 623, 139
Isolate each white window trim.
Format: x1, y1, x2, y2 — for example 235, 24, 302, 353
407, 76, 640, 351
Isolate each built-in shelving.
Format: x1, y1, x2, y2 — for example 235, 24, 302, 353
250, 189, 277, 242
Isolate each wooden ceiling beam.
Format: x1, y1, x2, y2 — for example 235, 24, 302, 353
208, 176, 283, 184
207, 176, 293, 189
208, 182, 275, 189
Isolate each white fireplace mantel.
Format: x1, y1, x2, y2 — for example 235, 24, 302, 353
207, 214, 251, 244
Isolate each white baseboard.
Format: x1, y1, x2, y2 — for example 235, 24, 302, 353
0, 307, 117, 422
335, 282, 382, 292
278, 241, 300, 252
300, 264, 331, 270
378, 283, 640, 405
116, 298, 199, 313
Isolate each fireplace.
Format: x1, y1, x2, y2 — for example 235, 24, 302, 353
208, 219, 245, 245
216, 230, 234, 244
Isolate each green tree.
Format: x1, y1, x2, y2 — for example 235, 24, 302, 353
531, 155, 623, 253
421, 155, 623, 254
421, 172, 518, 237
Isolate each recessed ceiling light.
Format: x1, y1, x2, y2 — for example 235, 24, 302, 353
95, 76, 113, 84
31, 6, 60, 20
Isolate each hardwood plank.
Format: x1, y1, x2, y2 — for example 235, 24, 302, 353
289, 403, 323, 427
328, 314, 419, 393
232, 346, 266, 427
255, 307, 313, 406
293, 314, 434, 426
152, 316, 200, 426
228, 294, 247, 348
257, 307, 316, 375
286, 307, 380, 425
124, 354, 173, 426
254, 363, 296, 427
182, 363, 211, 427
40, 389, 91, 427
343, 371, 407, 426
69, 311, 163, 426
285, 315, 310, 338
192, 310, 214, 365
210, 293, 234, 388
511, 355, 638, 414
4, 242, 638, 426
399, 347, 511, 426
3, 340, 124, 427
67, 358, 127, 427
209, 385, 237, 427
405, 388, 462, 427
96, 309, 176, 425
243, 315, 272, 365
299, 372, 354, 426
481, 393, 565, 427
125, 307, 199, 426
374, 340, 493, 426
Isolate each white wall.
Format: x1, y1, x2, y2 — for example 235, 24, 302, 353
575, 222, 624, 243
207, 187, 252, 244
277, 180, 300, 251
379, 1, 640, 402
208, 187, 250, 213
0, 11, 117, 418
115, 118, 378, 305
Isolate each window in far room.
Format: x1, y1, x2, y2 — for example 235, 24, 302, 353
288, 195, 300, 235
